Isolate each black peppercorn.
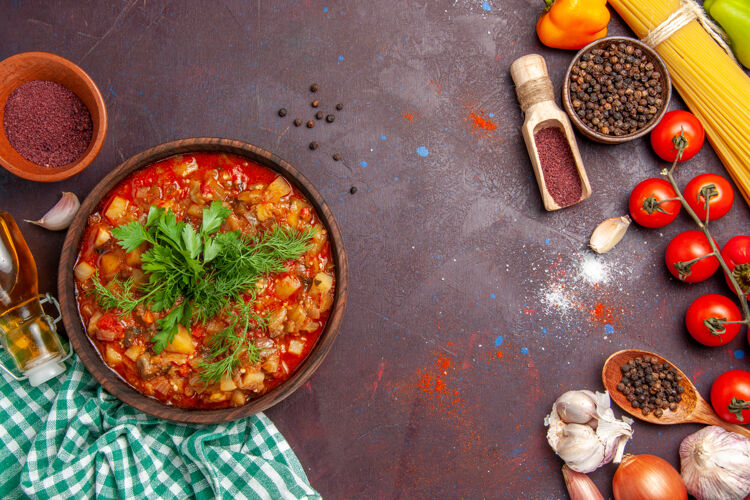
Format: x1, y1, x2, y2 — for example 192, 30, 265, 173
293, 118, 302, 127
315, 111, 324, 120
332, 153, 341, 161
278, 108, 287, 117
335, 103, 343, 110
311, 100, 319, 108
310, 83, 319, 92
349, 186, 357, 194
306, 120, 314, 128
326, 114, 335, 123
309, 141, 318, 150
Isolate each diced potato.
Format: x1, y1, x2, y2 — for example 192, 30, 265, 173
256, 203, 273, 221
75, 262, 96, 282
238, 189, 263, 204
88, 311, 102, 333
106, 345, 123, 365
156, 353, 188, 365
231, 390, 246, 406
268, 308, 287, 338
220, 374, 237, 391
266, 176, 291, 202
104, 196, 129, 222
286, 201, 300, 228
208, 392, 228, 402
288, 305, 307, 325
261, 354, 279, 374
173, 157, 198, 177
206, 178, 226, 200
276, 275, 301, 300
224, 213, 241, 231
288, 339, 305, 356
187, 204, 203, 217
307, 226, 327, 254
141, 309, 154, 324
164, 325, 195, 355
311, 272, 333, 295
100, 253, 121, 277
94, 228, 111, 248
125, 248, 142, 266
124, 344, 145, 362
239, 370, 265, 391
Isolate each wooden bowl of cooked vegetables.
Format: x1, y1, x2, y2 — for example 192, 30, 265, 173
58, 138, 348, 423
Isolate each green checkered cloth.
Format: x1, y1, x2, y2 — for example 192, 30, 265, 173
0, 351, 320, 499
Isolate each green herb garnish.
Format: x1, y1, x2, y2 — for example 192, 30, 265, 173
91, 201, 314, 380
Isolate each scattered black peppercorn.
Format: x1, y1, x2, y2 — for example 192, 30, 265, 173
335, 103, 343, 111
293, 118, 302, 127
306, 120, 314, 128
568, 41, 665, 137
350, 186, 357, 194
310, 83, 319, 92
332, 153, 341, 161
617, 356, 683, 418
309, 141, 318, 150
326, 114, 335, 123
311, 100, 319, 108
278, 108, 287, 117
315, 111, 324, 120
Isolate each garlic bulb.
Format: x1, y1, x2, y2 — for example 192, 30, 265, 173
25, 192, 80, 231
590, 215, 630, 253
679, 426, 750, 500
545, 390, 633, 473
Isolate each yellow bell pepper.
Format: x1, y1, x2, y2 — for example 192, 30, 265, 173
536, 0, 610, 50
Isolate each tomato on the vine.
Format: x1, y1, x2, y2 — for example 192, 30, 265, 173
685, 294, 741, 346
683, 173, 734, 221
710, 370, 750, 424
650, 110, 705, 162
722, 235, 750, 298
628, 178, 681, 228
665, 230, 720, 283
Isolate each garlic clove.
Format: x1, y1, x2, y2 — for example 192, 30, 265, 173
25, 192, 80, 231
562, 465, 604, 500
590, 215, 631, 254
554, 390, 598, 424
556, 423, 606, 473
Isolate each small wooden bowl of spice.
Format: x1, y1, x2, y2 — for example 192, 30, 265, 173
563, 37, 671, 144
0, 52, 107, 182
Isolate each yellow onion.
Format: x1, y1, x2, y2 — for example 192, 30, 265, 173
613, 454, 687, 500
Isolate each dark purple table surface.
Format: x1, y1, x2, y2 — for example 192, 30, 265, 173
2, 1, 748, 498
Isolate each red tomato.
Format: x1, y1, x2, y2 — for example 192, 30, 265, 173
665, 230, 720, 283
721, 235, 750, 298
685, 294, 741, 346
710, 370, 750, 424
650, 110, 705, 162
628, 178, 681, 228
683, 173, 734, 221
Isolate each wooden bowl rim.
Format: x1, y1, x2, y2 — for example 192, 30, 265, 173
602, 349, 697, 425
58, 138, 348, 423
0, 51, 108, 182
562, 37, 672, 145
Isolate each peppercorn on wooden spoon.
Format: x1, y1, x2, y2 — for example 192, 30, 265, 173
603, 349, 750, 438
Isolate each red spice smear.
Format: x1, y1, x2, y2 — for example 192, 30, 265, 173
403, 112, 414, 121
3, 80, 92, 167
533, 127, 581, 207
467, 110, 497, 131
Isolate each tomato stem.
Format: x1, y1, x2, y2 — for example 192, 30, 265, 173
664, 133, 750, 325
728, 397, 750, 421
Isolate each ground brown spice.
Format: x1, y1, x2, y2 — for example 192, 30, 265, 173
534, 127, 581, 207
3, 80, 92, 167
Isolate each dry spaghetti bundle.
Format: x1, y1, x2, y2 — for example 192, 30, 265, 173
608, 0, 750, 205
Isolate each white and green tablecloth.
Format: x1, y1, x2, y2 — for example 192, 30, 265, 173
0, 351, 320, 499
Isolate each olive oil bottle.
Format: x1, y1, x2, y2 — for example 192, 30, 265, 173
0, 212, 67, 386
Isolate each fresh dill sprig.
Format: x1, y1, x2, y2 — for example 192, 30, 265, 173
93, 201, 313, 364
198, 300, 266, 382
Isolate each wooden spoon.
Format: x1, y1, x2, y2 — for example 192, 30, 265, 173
602, 349, 750, 438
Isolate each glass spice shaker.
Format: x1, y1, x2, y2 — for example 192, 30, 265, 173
0, 211, 70, 386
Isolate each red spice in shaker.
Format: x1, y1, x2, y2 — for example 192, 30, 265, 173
534, 127, 582, 207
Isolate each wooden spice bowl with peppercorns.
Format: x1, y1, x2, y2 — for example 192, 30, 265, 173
563, 37, 671, 144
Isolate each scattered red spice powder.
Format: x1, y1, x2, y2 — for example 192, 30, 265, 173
467, 110, 497, 132
533, 127, 581, 207
403, 112, 414, 121
3, 80, 92, 167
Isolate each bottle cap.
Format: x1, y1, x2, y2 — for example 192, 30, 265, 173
25, 359, 66, 387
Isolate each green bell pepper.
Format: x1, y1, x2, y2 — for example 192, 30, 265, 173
704, 0, 750, 69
